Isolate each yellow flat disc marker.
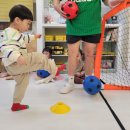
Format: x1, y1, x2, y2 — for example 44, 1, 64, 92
50, 102, 71, 114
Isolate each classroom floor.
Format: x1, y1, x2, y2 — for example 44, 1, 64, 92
0, 73, 130, 130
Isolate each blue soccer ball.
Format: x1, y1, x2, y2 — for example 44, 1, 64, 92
37, 70, 50, 78
83, 76, 101, 95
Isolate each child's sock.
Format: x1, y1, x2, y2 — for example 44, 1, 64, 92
11, 103, 29, 111
68, 75, 74, 85
85, 74, 88, 78
60, 76, 75, 94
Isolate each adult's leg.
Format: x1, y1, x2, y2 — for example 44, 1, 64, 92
83, 42, 97, 76
60, 41, 80, 94
68, 42, 80, 76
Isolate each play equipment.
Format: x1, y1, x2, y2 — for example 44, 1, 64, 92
94, 0, 130, 90
61, 1, 78, 19
83, 76, 101, 95
104, 84, 130, 90
50, 102, 71, 114
37, 70, 50, 78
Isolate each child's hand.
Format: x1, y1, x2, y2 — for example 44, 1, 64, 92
17, 55, 27, 65
35, 34, 41, 39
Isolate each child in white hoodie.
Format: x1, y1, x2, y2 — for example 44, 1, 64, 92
0, 5, 57, 111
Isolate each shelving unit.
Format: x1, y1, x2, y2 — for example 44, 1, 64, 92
43, 23, 66, 28
105, 24, 119, 28
36, 0, 68, 65
44, 26, 68, 64
101, 24, 119, 72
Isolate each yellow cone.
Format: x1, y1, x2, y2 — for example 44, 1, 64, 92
50, 102, 71, 114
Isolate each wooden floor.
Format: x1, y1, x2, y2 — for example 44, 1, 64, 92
0, 73, 129, 130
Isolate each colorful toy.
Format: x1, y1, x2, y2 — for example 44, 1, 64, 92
61, 1, 78, 19
83, 76, 101, 95
37, 70, 50, 78
56, 64, 66, 76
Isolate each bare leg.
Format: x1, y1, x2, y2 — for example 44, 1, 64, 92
68, 41, 80, 76
83, 42, 97, 76
60, 41, 80, 94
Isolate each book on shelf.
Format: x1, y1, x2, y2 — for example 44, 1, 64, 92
105, 30, 112, 41
111, 29, 118, 42
102, 60, 114, 69
102, 52, 116, 55
105, 28, 118, 42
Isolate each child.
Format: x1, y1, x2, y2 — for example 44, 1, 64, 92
0, 5, 57, 111
0, 60, 13, 80
42, 47, 52, 59
36, 47, 66, 84
0, 62, 8, 78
